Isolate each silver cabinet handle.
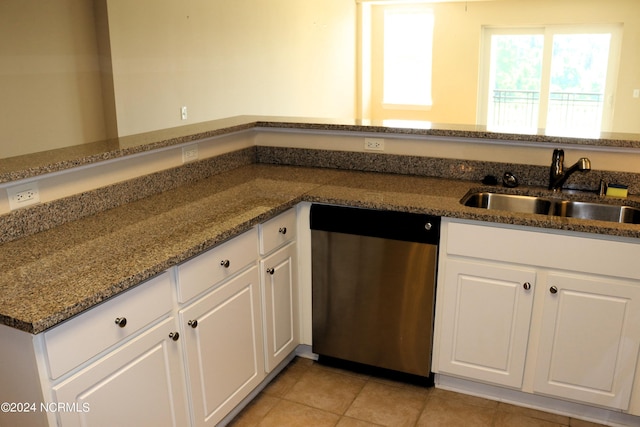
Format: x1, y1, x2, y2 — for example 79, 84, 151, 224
523, 282, 531, 290
220, 259, 230, 268
169, 332, 180, 341
278, 227, 287, 235
266, 267, 275, 275
550, 286, 558, 294
115, 317, 127, 328
425, 222, 433, 231
188, 320, 198, 328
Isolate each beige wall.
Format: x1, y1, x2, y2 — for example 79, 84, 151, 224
106, 0, 357, 136
0, 0, 109, 159
3, 0, 638, 159
1, 0, 357, 158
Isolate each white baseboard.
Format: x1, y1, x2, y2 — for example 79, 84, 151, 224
436, 374, 640, 427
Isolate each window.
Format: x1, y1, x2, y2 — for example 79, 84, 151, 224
381, 7, 434, 107
486, 31, 544, 133
360, 2, 435, 121
479, 25, 622, 136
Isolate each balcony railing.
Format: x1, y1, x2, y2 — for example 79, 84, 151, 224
490, 90, 604, 133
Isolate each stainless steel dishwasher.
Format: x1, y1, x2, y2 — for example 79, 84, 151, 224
310, 204, 440, 380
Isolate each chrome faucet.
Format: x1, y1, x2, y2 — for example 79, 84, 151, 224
548, 149, 591, 191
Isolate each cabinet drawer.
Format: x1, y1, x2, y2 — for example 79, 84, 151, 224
259, 208, 296, 255
446, 220, 640, 279
44, 272, 173, 380
176, 228, 258, 303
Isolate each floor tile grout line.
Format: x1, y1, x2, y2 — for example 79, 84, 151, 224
277, 361, 371, 418
232, 357, 607, 427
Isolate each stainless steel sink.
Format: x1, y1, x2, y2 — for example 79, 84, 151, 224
462, 192, 554, 215
552, 200, 640, 224
461, 191, 640, 224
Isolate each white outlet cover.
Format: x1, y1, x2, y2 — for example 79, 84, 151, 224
364, 138, 385, 151
7, 181, 40, 210
182, 145, 199, 163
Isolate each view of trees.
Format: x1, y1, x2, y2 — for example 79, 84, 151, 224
550, 33, 610, 94
492, 34, 542, 92
491, 32, 610, 94
488, 30, 612, 135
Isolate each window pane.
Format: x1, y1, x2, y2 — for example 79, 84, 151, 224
487, 34, 543, 132
383, 8, 433, 106
546, 33, 611, 136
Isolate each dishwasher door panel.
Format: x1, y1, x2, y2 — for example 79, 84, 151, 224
311, 230, 437, 377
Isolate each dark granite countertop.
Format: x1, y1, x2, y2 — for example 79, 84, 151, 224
2, 164, 640, 334
4, 115, 640, 183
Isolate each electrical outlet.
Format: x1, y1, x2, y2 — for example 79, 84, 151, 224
181, 106, 188, 120
364, 138, 384, 151
7, 181, 40, 210
182, 145, 199, 163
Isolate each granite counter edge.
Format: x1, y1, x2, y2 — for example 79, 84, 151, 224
6, 184, 640, 335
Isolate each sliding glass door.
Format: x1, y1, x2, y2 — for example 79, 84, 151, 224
479, 25, 621, 137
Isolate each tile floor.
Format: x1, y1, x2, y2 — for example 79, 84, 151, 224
229, 357, 605, 427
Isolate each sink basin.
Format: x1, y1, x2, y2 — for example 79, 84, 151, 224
552, 200, 640, 224
461, 191, 640, 224
462, 192, 554, 215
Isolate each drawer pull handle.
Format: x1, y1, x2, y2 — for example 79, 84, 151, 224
266, 267, 275, 275
279, 227, 287, 235
550, 286, 558, 294
523, 282, 531, 290
220, 259, 230, 268
115, 317, 127, 328
169, 332, 180, 341
188, 320, 198, 328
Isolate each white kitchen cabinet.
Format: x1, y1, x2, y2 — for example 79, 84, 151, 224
52, 316, 189, 427
45, 273, 188, 427
258, 208, 299, 373
179, 266, 265, 427
534, 271, 640, 409
175, 209, 299, 426
437, 258, 536, 388
8, 273, 190, 427
176, 228, 258, 303
43, 272, 174, 380
434, 219, 640, 412
0, 210, 300, 427
260, 242, 299, 372
258, 208, 297, 256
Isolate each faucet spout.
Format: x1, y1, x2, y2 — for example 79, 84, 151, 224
548, 149, 591, 191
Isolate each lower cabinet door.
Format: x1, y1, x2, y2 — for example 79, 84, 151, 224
180, 266, 265, 427
261, 242, 299, 372
534, 272, 640, 410
437, 259, 536, 388
52, 317, 189, 427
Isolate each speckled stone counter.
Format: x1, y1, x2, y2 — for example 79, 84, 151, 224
2, 163, 640, 334
0, 165, 342, 333
4, 115, 640, 183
